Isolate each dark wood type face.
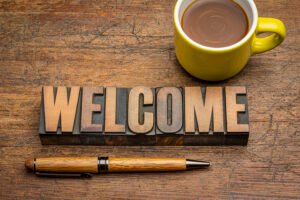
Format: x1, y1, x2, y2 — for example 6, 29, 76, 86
39, 86, 249, 145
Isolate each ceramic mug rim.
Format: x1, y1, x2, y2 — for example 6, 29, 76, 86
174, 0, 259, 52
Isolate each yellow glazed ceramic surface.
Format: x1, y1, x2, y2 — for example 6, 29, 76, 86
174, 0, 286, 81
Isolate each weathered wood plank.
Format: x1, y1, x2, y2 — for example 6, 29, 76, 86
0, 0, 299, 199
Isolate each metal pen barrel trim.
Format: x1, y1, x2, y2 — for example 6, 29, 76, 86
186, 159, 210, 170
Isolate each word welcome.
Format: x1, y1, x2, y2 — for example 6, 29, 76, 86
39, 86, 249, 145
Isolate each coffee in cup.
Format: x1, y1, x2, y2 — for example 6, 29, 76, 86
174, 0, 286, 81
181, 0, 249, 48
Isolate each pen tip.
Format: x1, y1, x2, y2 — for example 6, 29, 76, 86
25, 159, 35, 171
186, 159, 210, 170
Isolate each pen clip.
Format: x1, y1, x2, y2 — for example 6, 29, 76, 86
35, 172, 93, 178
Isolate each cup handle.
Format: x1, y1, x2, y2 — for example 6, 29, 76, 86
251, 17, 286, 55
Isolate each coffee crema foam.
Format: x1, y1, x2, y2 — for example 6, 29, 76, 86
182, 0, 249, 48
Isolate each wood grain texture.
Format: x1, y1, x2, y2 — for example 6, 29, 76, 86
128, 86, 154, 134
225, 86, 249, 133
40, 86, 82, 145
80, 87, 106, 145
43, 86, 80, 132
185, 86, 224, 133
0, 0, 299, 199
104, 87, 126, 133
35, 157, 98, 173
81, 87, 104, 132
127, 87, 156, 145
108, 158, 186, 172
104, 87, 131, 145
156, 87, 184, 145
156, 87, 183, 133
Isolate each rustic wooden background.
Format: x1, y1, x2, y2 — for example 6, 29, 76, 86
0, 0, 299, 199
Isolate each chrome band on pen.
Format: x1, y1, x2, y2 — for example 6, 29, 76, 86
98, 157, 109, 173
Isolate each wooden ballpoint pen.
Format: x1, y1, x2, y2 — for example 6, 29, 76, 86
25, 157, 210, 177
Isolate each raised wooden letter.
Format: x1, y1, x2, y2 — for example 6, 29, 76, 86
43, 86, 80, 132
226, 87, 249, 133
105, 87, 126, 133
156, 87, 184, 145
126, 86, 156, 145
81, 87, 104, 132
103, 87, 130, 145
157, 87, 183, 133
128, 86, 154, 133
39, 85, 250, 146
185, 87, 224, 133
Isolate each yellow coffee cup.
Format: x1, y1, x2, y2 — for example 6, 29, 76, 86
174, 0, 286, 81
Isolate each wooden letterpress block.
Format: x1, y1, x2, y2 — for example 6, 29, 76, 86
127, 86, 156, 145
39, 86, 81, 145
183, 87, 225, 145
225, 86, 249, 145
104, 87, 129, 145
156, 87, 184, 145
80, 87, 105, 145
